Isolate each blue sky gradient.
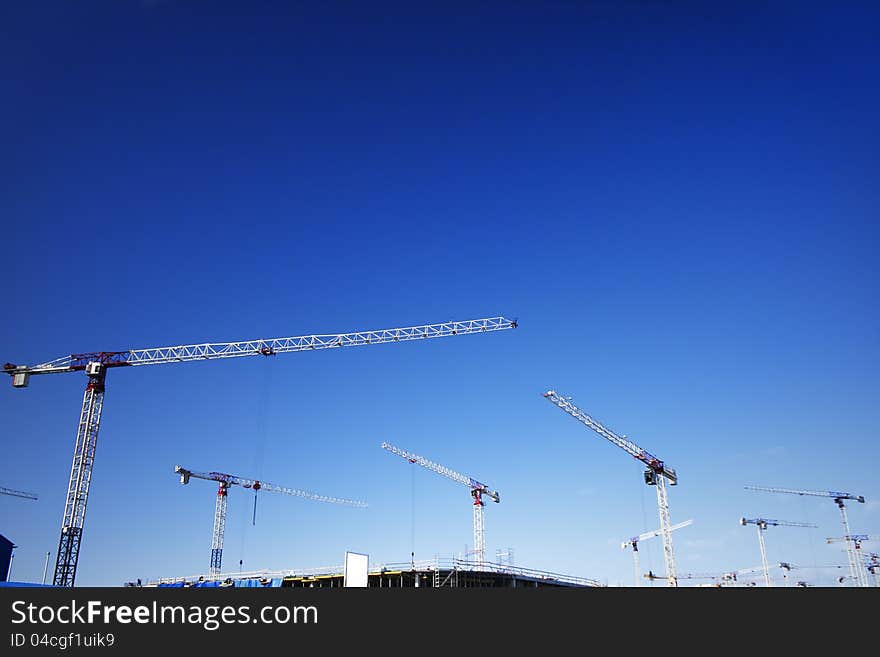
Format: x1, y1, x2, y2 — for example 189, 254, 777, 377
1, 1, 877, 586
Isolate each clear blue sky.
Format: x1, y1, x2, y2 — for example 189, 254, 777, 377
1, 1, 877, 587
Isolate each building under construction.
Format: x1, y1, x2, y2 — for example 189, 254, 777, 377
145, 559, 603, 589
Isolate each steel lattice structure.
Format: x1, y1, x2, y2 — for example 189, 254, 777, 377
745, 485, 867, 587
3, 315, 515, 586
622, 519, 692, 587
739, 517, 817, 587
380, 441, 500, 568
543, 390, 680, 587
0, 486, 38, 500
175, 465, 367, 575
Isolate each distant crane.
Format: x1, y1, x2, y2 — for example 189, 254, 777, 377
3, 315, 516, 586
739, 517, 817, 587
745, 485, 865, 588
777, 562, 849, 587
0, 487, 38, 501
721, 564, 770, 587
381, 442, 500, 568
864, 553, 879, 587
544, 390, 680, 586
826, 535, 877, 588
175, 465, 368, 576
622, 519, 693, 587
645, 571, 717, 586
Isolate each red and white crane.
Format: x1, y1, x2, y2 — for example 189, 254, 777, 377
3, 316, 516, 586
738, 517, 817, 587
175, 465, 367, 576
380, 441, 500, 569
543, 390, 680, 586
622, 519, 693, 587
745, 485, 866, 588
0, 487, 38, 501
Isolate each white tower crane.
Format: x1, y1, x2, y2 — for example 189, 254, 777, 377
543, 390, 680, 587
174, 465, 367, 576
622, 519, 693, 587
3, 315, 515, 586
0, 487, 38, 501
826, 535, 876, 588
739, 517, 817, 587
777, 562, 849, 587
380, 442, 499, 569
745, 485, 865, 588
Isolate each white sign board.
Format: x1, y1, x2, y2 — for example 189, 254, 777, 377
343, 551, 369, 587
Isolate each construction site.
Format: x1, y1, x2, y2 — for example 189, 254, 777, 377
1, 316, 877, 589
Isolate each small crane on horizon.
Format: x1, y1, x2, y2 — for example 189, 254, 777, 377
174, 465, 367, 576
381, 442, 500, 569
739, 517, 817, 587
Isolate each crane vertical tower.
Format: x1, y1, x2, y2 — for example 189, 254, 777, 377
826, 535, 876, 588
380, 442, 500, 569
543, 390, 680, 587
745, 486, 865, 587
3, 315, 515, 586
175, 465, 368, 576
738, 517, 817, 587
622, 519, 693, 587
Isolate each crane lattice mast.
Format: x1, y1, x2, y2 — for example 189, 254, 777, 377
380, 441, 500, 569
543, 390, 679, 587
745, 485, 866, 587
0, 487, 38, 501
175, 465, 367, 576
3, 315, 515, 586
826, 535, 877, 588
738, 517, 817, 587
622, 519, 693, 587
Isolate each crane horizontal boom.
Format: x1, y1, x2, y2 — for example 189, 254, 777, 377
744, 485, 865, 503
739, 517, 818, 529
0, 486, 38, 500
174, 465, 367, 508
380, 442, 499, 502
826, 535, 876, 544
623, 519, 693, 548
4, 316, 517, 382
543, 390, 676, 483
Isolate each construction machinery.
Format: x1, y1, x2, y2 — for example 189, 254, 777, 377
826, 535, 876, 588
622, 519, 693, 587
175, 465, 367, 576
739, 517, 817, 587
777, 562, 849, 587
381, 442, 499, 568
3, 315, 515, 586
543, 390, 680, 586
645, 570, 718, 586
745, 486, 866, 588
0, 487, 38, 501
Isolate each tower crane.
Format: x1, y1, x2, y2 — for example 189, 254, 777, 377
745, 485, 865, 588
0, 487, 38, 501
864, 553, 879, 587
645, 571, 718, 586
380, 441, 499, 568
175, 465, 367, 576
777, 562, 848, 587
826, 535, 876, 588
3, 315, 515, 586
543, 390, 680, 586
622, 519, 693, 587
739, 517, 817, 587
